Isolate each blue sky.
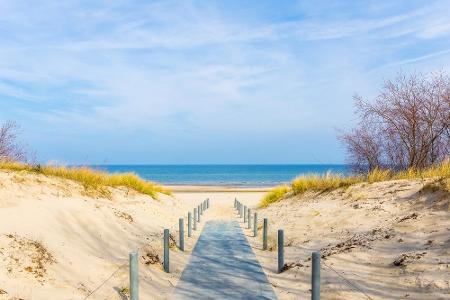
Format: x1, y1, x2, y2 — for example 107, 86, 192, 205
1, 0, 450, 164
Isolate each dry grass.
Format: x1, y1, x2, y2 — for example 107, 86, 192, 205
292, 172, 362, 195
367, 159, 450, 183
395, 159, 450, 180
367, 168, 392, 183
260, 160, 450, 206
259, 185, 290, 208
0, 161, 171, 199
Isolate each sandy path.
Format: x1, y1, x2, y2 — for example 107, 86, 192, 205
173, 220, 276, 300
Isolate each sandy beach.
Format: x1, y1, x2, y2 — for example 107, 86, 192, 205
0, 169, 449, 299
2, 1, 449, 299
0, 170, 266, 299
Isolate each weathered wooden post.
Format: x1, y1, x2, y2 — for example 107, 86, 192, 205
207, 198, 210, 209
239, 203, 242, 217
188, 212, 192, 237
129, 251, 138, 300
253, 212, 258, 237
179, 218, 184, 251
278, 229, 284, 273
164, 229, 170, 273
247, 208, 251, 229
312, 251, 321, 300
263, 218, 268, 250
244, 205, 247, 222
193, 208, 197, 230
198, 205, 201, 222
234, 198, 236, 208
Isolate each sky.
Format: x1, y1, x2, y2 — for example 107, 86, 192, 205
1, 0, 450, 164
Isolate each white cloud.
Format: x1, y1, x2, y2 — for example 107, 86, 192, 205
1, 0, 450, 162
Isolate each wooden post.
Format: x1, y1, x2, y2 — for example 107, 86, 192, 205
198, 205, 201, 222
312, 251, 321, 300
164, 229, 169, 273
253, 213, 258, 237
247, 208, 251, 229
263, 218, 268, 250
179, 218, 184, 251
193, 208, 197, 230
188, 212, 192, 237
129, 251, 138, 300
278, 229, 284, 273
244, 205, 247, 222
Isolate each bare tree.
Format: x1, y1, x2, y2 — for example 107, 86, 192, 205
0, 121, 27, 162
341, 71, 450, 171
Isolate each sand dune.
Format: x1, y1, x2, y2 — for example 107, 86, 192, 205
243, 179, 450, 299
0, 170, 449, 299
0, 170, 206, 299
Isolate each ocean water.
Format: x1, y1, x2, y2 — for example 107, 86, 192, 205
94, 164, 349, 187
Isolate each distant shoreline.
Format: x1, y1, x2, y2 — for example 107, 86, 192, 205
167, 184, 273, 192
89, 164, 350, 188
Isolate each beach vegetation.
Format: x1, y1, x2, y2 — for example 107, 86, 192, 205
260, 160, 450, 206
0, 121, 27, 162
367, 168, 392, 183
0, 161, 171, 199
340, 71, 449, 172
259, 185, 290, 207
291, 172, 362, 195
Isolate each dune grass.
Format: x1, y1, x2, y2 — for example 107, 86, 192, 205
367, 168, 391, 183
0, 161, 171, 199
259, 185, 290, 208
291, 172, 362, 195
260, 159, 450, 206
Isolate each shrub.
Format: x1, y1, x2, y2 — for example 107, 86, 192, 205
340, 72, 450, 172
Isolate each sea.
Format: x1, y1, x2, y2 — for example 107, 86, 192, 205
93, 164, 350, 187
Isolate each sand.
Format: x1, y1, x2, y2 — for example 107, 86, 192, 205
0, 170, 265, 299
243, 179, 450, 299
0, 170, 449, 299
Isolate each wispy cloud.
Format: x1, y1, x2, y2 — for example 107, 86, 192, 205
0, 0, 449, 163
